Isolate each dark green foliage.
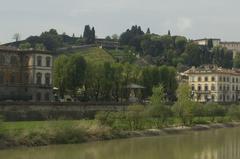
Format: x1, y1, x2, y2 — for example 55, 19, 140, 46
233, 53, 240, 68
40, 29, 63, 51
83, 25, 95, 44
66, 55, 87, 96
119, 25, 144, 51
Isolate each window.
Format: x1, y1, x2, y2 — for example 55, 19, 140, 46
205, 85, 208, 91
232, 78, 235, 83
36, 73, 42, 85
0, 55, 5, 65
212, 95, 215, 101
219, 76, 222, 82
211, 84, 216, 91
219, 85, 222, 91
198, 85, 201, 91
36, 92, 42, 101
237, 85, 239, 91
232, 85, 235, 91
10, 56, 17, 65
46, 57, 51, 67
191, 84, 195, 91
0, 72, 4, 84
205, 77, 208, 82
205, 95, 208, 101
37, 56, 42, 66
237, 78, 239, 83
227, 77, 230, 82
44, 93, 50, 101
10, 73, 16, 83
223, 77, 226, 82
198, 77, 201, 82
24, 56, 29, 66
211, 76, 215, 82
45, 73, 50, 85
227, 85, 229, 91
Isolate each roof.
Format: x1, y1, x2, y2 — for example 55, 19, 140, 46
0, 47, 51, 55
193, 38, 221, 41
184, 65, 240, 76
126, 84, 145, 89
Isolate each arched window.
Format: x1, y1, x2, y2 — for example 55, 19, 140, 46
0, 72, 4, 84
10, 56, 17, 65
45, 73, 50, 85
46, 57, 51, 67
36, 72, 42, 85
44, 92, 50, 101
36, 92, 42, 101
37, 56, 42, 66
0, 55, 5, 65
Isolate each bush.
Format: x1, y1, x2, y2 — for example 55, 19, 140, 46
53, 125, 87, 144
228, 105, 240, 120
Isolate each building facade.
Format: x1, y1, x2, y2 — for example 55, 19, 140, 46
184, 65, 240, 103
193, 38, 240, 58
0, 48, 53, 102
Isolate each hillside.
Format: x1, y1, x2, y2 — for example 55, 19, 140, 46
61, 47, 115, 64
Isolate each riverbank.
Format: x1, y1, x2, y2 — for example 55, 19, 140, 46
0, 120, 240, 150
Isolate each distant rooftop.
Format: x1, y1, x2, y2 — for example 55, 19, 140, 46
184, 65, 240, 75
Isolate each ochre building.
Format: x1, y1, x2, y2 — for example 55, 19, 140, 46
0, 47, 53, 102
184, 65, 240, 103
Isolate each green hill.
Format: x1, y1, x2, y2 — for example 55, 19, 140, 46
62, 47, 115, 64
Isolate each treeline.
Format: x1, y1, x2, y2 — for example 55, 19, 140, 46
119, 25, 234, 69
54, 54, 178, 102
15, 25, 96, 51
96, 84, 240, 130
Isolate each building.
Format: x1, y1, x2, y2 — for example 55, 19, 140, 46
184, 65, 240, 103
193, 38, 221, 47
0, 47, 53, 102
220, 42, 240, 57
194, 38, 240, 57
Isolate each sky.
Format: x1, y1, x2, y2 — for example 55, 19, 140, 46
0, 0, 240, 44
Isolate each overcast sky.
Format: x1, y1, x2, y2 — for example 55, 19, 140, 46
0, 0, 239, 43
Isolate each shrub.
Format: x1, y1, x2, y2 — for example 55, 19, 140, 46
53, 125, 87, 144
228, 105, 240, 120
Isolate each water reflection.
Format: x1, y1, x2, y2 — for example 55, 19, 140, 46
0, 127, 240, 159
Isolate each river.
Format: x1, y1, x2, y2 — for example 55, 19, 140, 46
0, 127, 240, 159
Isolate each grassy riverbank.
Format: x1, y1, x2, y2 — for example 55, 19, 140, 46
0, 119, 240, 150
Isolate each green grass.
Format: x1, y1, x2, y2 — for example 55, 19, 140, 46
64, 47, 115, 64
0, 120, 97, 133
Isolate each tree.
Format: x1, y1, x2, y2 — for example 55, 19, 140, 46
146, 28, 151, 34
13, 33, 21, 42
173, 84, 196, 125
66, 55, 87, 96
112, 34, 119, 40
233, 53, 240, 68
19, 42, 31, 50
53, 55, 68, 98
34, 43, 45, 50
40, 29, 63, 51
83, 25, 95, 44
148, 85, 172, 127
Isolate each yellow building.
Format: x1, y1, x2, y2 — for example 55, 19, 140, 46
184, 65, 240, 103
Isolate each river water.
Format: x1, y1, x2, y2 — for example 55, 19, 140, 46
1, 127, 240, 159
